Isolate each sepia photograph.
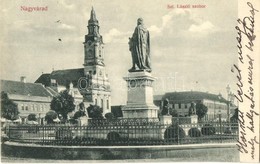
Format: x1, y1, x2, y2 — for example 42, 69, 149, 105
0, 0, 259, 163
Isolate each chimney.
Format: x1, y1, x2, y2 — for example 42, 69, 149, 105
20, 76, 26, 83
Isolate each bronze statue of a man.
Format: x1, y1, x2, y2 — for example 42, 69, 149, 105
129, 18, 151, 72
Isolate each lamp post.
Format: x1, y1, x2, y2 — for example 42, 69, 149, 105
218, 110, 222, 134
226, 85, 231, 122
38, 113, 41, 125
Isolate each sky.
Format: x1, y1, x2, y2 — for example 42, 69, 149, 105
0, 0, 238, 105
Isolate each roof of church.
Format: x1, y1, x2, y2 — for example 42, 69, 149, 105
35, 73, 51, 86
162, 91, 228, 103
1, 79, 52, 97
35, 68, 85, 88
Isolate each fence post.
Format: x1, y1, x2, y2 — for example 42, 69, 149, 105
218, 114, 222, 143
42, 125, 44, 145
7, 124, 10, 139
177, 118, 179, 145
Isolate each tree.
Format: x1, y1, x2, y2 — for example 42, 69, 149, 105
230, 108, 238, 122
105, 112, 115, 120
87, 105, 104, 119
164, 124, 186, 142
74, 110, 86, 120
50, 90, 75, 121
27, 114, 37, 121
195, 102, 208, 120
188, 128, 201, 137
230, 108, 239, 131
201, 124, 216, 135
170, 109, 178, 117
1, 91, 19, 121
45, 110, 58, 124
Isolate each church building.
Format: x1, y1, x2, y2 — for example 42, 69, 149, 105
35, 8, 111, 114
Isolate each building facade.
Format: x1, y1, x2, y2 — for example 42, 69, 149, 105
154, 91, 229, 121
1, 78, 53, 123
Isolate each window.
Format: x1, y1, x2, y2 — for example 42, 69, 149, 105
184, 104, 188, 109
107, 100, 109, 109
178, 103, 181, 109
95, 99, 97, 105
25, 105, 28, 111
101, 99, 104, 109
21, 104, 24, 110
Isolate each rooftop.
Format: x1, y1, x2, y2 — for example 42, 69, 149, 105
35, 68, 85, 88
1, 79, 52, 97
162, 91, 228, 103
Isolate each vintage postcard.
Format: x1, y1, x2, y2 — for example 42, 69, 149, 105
0, 0, 259, 163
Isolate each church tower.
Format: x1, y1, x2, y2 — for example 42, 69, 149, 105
82, 7, 111, 114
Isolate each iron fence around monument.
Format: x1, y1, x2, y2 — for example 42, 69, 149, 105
5, 118, 238, 146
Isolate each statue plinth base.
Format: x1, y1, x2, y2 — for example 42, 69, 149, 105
122, 71, 159, 118
159, 115, 172, 125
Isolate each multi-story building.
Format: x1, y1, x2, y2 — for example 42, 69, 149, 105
35, 7, 111, 114
1, 78, 53, 123
154, 91, 229, 121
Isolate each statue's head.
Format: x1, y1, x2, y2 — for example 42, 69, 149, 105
137, 18, 143, 25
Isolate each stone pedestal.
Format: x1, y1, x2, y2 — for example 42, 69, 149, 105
159, 115, 172, 125
78, 116, 89, 126
122, 71, 159, 118
172, 115, 198, 124
190, 115, 198, 124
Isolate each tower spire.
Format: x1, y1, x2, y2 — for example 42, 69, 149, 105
86, 7, 102, 41
88, 7, 98, 25
82, 7, 111, 113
